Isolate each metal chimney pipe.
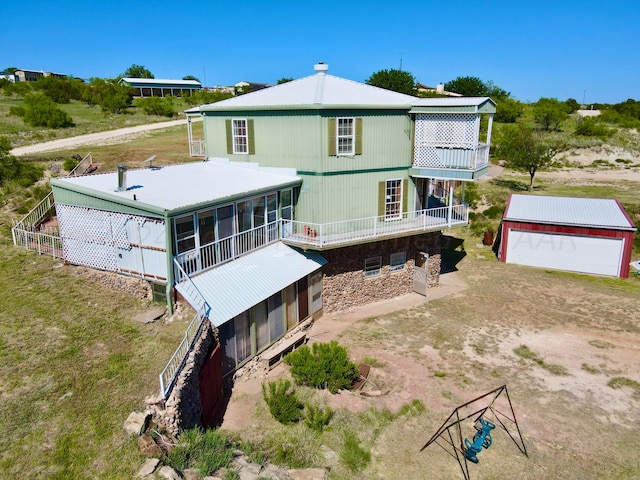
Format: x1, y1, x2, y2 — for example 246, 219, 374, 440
117, 164, 128, 191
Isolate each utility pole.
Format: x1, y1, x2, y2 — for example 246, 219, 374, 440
399, 52, 404, 71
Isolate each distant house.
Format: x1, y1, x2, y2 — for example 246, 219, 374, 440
0, 72, 16, 82
497, 194, 636, 278
14, 68, 67, 82
234, 81, 271, 94
417, 83, 462, 97
119, 77, 202, 97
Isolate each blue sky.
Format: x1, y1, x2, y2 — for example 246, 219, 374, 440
2, 0, 638, 104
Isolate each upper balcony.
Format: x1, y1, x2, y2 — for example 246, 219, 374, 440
409, 98, 496, 181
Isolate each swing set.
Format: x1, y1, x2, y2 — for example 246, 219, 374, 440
420, 385, 527, 480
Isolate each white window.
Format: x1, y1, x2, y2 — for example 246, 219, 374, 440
232, 119, 248, 154
385, 179, 403, 220
364, 256, 382, 277
337, 117, 355, 155
390, 252, 406, 272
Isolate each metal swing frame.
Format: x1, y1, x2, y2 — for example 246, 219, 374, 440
420, 385, 528, 480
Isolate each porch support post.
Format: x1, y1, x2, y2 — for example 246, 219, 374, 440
486, 114, 494, 146
187, 115, 194, 156
165, 212, 174, 315
448, 185, 454, 227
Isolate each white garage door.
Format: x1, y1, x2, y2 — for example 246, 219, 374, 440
505, 230, 624, 276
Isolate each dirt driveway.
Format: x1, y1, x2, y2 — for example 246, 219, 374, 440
221, 248, 640, 479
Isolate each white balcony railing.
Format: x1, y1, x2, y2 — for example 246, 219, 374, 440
189, 139, 205, 157
413, 143, 490, 170
173, 205, 468, 279
282, 205, 468, 249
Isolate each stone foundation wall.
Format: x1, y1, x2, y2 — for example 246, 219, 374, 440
321, 232, 441, 313
147, 321, 217, 437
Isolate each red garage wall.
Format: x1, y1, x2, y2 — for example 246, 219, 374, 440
499, 221, 635, 278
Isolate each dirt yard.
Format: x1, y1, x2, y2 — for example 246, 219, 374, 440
220, 247, 640, 479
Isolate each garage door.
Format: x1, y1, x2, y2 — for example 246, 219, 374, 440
505, 230, 624, 276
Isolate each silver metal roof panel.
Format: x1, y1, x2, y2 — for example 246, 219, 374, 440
504, 194, 636, 230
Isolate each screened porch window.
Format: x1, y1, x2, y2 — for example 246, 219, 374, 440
174, 215, 196, 254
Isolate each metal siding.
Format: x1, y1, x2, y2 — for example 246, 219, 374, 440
52, 185, 157, 217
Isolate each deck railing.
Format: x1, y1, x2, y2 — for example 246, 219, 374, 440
281, 205, 468, 248
413, 142, 490, 170
68, 152, 94, 176
159, 302, 210, 399
189, 140, 205, 157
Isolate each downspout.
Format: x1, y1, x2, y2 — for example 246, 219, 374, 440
164, 211, 174, 315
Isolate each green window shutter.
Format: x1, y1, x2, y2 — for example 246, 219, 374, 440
225, 120, 233, 154
378, 181, 386, 217
248, 119, 255, 154
402, 179, 408, 213
328, 118, 336, 156
355, 118, 363, 155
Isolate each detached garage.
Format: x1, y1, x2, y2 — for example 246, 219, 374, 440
497, 194, 636, 278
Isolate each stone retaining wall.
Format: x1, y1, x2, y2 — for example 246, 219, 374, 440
321, 232, 441, 312
147, 320, 217, 438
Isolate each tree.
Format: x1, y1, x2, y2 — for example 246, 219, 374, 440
365, 69, 416, 95
182, 75, 201, 83
123, 64, 154, 79
494, 97, 524, 123
495, 124, 557, 191
21, 93, 74, 128
532, 97, 570, 131
277, 77, 293, 84
565, 98, 580, 113
444, 76, 487, 96
84, 79, 133, 114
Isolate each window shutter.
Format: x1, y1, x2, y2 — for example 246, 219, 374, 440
355, 118, 363, 155
402, 179, 408, 213
248, 119, 255, 154
225, 120, 233, 154
378, 181, 386, 217
328, 118, 336, 156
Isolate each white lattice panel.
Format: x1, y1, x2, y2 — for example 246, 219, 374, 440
56, 204, 160, 273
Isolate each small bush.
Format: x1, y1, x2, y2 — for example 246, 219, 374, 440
21, 93, 74, 128
164, 427, 234, 476
340, 431, 370, 473
137, 97, 175, 117
8, 105, 25, 117
575, 118, 614, 138
284, 341, 359, 393
304, 403, 333, 432
63, 157, 79, 172
262, 379, 303, 425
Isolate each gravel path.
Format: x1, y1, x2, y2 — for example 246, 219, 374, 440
9, 118, 190, 156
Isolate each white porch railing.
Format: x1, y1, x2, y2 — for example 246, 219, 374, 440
413, 142, 490, 170
12, 229, 63, 258
159, 302, 210, 399
189, 140, 205, 157
282, 205, 468, 249
68, 152, 94, 176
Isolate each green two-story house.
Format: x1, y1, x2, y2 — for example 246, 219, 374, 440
187, 62, 495, 311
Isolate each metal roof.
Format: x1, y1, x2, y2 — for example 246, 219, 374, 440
51, 160, 300, 215
181, 242, 326, 327
195, 65, 496, 113
504, 194, 636, 230
199, 64, 417, 111
120, 77, 201, 87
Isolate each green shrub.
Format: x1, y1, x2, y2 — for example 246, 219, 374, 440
0, 137, 44, 187
137, 96, 175, 117
340, 431, 370, 473
8, 105, 25, 117
575, 118, 614, 138
21, 93, 74, 128
284, 341, 359, 393
165, 427, 234, 476
262, 378, 303, 425
63, 157, 79, 172
304, 403, 333, 432
482, 205, 504, 219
